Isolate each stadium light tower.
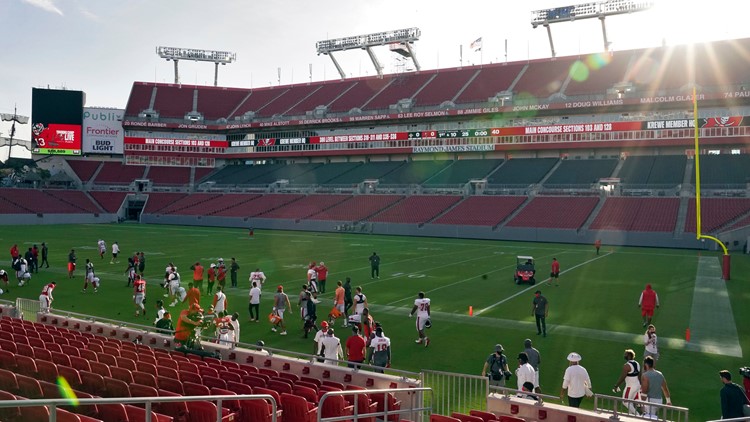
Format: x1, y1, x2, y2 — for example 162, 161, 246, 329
316, 28, 421, 79
531, 0, 653, 57
156, 46, 237, 86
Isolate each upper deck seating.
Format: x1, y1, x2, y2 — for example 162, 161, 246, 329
413, 68, 477, 106
153, 85, 195, 119
455, 64, 526, 104
89, 192, 128, 213
379, 161, 452, 185
424, 159, 504, 186
690, 154, 750, 187
512, 57, 577, 98
147, 167, 192, 185
66, 160, 101, 183
488, 158, 558, 186
544, 159, 618, 186
93, 163, 146, 185
325, 161, 406, 185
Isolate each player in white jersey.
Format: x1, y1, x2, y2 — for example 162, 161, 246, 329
353, 286, 367, 315
367, 326, 391, 373
40, 282, 56, 313
82, 259, 96, 293
170, 286, 187, 307
409, 291, 431, 347
97, 239, 106, 259
612, 349, 642, 415
110, 241, 120, 264
213, 286, 228, 314
249, 268, 267, 287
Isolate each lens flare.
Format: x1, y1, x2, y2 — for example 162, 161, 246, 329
585, 52, 612, 71
57, 376, 79, 406
569, 60, 590, 82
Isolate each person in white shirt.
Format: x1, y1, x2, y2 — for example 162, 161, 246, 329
353, 286, 367, 315
643, 324, 659, 362
306, 263, 318, 293
110, 241, 120, 264
39, 282, 56, 313
249, 281, 261, 322
516, 352, 537, 394
170, 286, 187, 307
249, 268, 267, 287
561, 352, 592, 408
154, 300, 166, 325
213, 286, 228, 314
97, 239, 106, 260
318, 327, 344, 365
313, 321, 330, 356
409, 291, 431, 347
230, 312, 240, 348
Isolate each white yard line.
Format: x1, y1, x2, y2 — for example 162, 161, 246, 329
686, 256, 743, 358
474, 252, 613, 316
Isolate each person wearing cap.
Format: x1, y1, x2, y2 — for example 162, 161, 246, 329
482, 344, 511, 387
643, 324, 658, 362
638, 284, 659, 327
367, 326, 391, 373
207, 263, 217, 295
561, 352, 592, 408
249, 281, 262, 322
318, 327, 344, 365
272, 285, 291, 336
532, 290, 549, 337
190, 261, 204, 294
216, 261, 227, 290
314, 320, 330, 357
345, 325, 367, 369
523, 339, 542, 393
230, 257, 240, 288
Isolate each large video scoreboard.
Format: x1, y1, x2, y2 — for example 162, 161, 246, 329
31, 88, 85, 156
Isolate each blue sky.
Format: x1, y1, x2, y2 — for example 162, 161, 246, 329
2, 0, 749, 119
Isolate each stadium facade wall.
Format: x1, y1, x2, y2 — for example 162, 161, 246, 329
140, 214, 709, 249
0, 213, 118, 225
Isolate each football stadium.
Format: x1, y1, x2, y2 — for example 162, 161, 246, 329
1, 1, 750, 421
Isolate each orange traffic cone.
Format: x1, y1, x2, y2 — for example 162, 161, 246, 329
685, 328, 691, 342
469, 306, 473, 317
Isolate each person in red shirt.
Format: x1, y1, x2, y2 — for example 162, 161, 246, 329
345, 325, 367, 369
175, 304, 202, 346
190, 261, 204, 294
10, 244, 19, 261
207, 264, 216, 295
550, 258, 561, 287
39, 281, 56, 313
595, 239, 602, 255
186, 282, 201, 308
638, 284, 660, 327
216, 265, 227, 290
133, 275, 147, 317
316, 261, 329, 294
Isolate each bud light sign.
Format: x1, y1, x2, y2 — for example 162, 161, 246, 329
82, 108, 124, 154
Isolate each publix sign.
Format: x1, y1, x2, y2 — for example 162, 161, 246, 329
82, 107, 124, 154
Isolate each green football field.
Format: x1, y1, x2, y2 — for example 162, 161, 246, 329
1, 223, 747, 421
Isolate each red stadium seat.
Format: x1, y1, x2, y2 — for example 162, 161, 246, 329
79, 371, 106, 396
295, 380, 318, 392
133, 371, 158, 388
219, 371, 242, 383
157, 366, 179, 380
293, 385, 318, 405
129, 383, 160, 403
139, 356, 158, 368
68, 389, 100, 419
0, 367, 19, 394
258, 368, 279, 378
86, 343, 104, 354
187, 400, 235, 422
0, 338, 17, 354
58, 365, 83, 390
0, 349, 16, 371
70, 356, 92, 372
183, 381, 210, 396
255, 387, 282, 412
19, 402, 52, 422
281, 392, 318, 422
56, 408, 83, 422
46, 342, 63, 353
121, 350, 139, 362
79, 349, 98, 362
89, 361, 111, 378
499, 417, 525, 422
469, 410, 500, 421
320, 394, 353, 420
268, 379, 294, 395
430, 416, 461, 422
278, 372, 301, 383
0, 390, 20, 420
28, 337, 45, 348
98, 403, 129, 422
116, 356, 137, 371
36, 359, 59, 382
17, 374, 44, 399
51, 351, 72, 367
33, 347, 53, 362
97, 353, 117, 366
124, 404, 173, 422
239, 363, 258, 374
238, 397, 281, 422
371, 391, 402, 422
179, 370, 202, 384
39, 380, 61, 399
452, 412, 485, 422
157, 389, 190, 421
227, 381, 253, 395
178, 361, 198, 373
102, 346, 120, 357
210, 387, 241, 414
15, 354, 38, 377
110, 366, 134, 384
242, 374, 267, 388
157, 376, 184, 395
160, 358, 179, 370
103, 376, 131, 398
198, 366, 219, 378
202, 375, 227, 390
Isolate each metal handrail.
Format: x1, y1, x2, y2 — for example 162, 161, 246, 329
489, 385, 563, 404
317, 387, 432, 422
593, 392, 689, 422
0, 394, 277, 422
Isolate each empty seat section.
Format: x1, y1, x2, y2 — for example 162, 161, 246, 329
158, 193, 221, 215
626, 46, 690, 92
544, 159, 618, 186
364, 73, 434, 110
564, 51, 632, 95
0, 188, 81, 213
308, 195, 404, 221
690, 154, 750, 187
380, 160, 453, 185
507, 197, 598, 229
286, 81, 358, 116
513, 57, 577, 98
328, 78, 392, 113
290, 162, 363, 185
174, 193, 261, 216
66, 160, 101, 182
591, 197, 679, 232
142, 192, 188, 214
229, 88, 288, 119
42, 190, 100, 213
152, 85, 195, 118
369, 195, 461, 224
325, 161, 405, 185
89, 191, 128, 213
684, 198, 750, 233
488, 158, 557, 185
414, 68, 477, 106
93, 163, 146, 184
433, 196, 526, 226
259, 194, 351, 219
219, 194, 304, 217
206, 164, 285, 185
619, 155, 686, 187
0, 191, 33, 213
251, 163, 322, 185
455, 63, 526, 103
194, 168, 216, 184
255, 84, 321, 117
124, 83, 155, 115
197, 87, 249, 120
147, 166, 192, 185
424, 159, 504, 185
617, 155, 655, 185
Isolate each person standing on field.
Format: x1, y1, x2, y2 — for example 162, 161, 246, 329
369, 252, 380, 279
550, 258, 560, 286
638, 284, 659, 327
190, 261, 204, 294
644, 324, 659, 362
230, 257, 240, 288
316, 261, 329, 294
481, 344, 510, 387
343, 277, 353, 319
532, 290, 548, 337
40, 242, 49, 269
523, 339, 542, 393
640, 356, 671, 418
595, 239, 602, 255
110, 241, 120, 264
561, 352, 592, 408
409, 291, 431, 347
719, 370, 750, 419
612, 349, 642, 415
272, 285, 291, 336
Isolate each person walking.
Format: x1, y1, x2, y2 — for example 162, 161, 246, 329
640, 356, 672, 418
644, 324, 659, 362
272, 285, 291, 336
550, 258, 560, 286
316, 261, 328, 294
367, 326, 391, 373
369, 252, 380, 279
595, 239, 602, 255
612, 349, 642, 415
318, 328, 344, 365
40, 242, 49, 268
516, 352, 537, 394
409, 291, 431, 347
638, 284, 660, 327
523, 339, 542, 393
345, 325, 367, 369
343, 277, 353, 320
248, 281, 261, 322
719, 370, 750, 419
190, 261, 204, 294
481, 344, 511, 387
532, 290, 548, 337
561, 352, 592, 408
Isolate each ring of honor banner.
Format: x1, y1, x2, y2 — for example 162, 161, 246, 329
83, 108, 124, 154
